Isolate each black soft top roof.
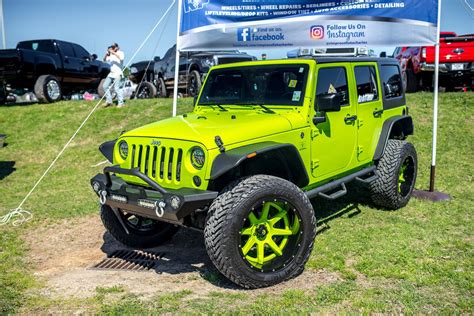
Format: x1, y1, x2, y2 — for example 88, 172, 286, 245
311, 56, 400, 64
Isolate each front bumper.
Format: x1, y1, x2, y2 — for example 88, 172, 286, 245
91, 165, 218, 225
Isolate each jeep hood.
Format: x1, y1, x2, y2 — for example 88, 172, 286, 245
123, 111, 302, 149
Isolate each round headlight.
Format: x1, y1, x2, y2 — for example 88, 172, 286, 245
191, 147, 205, 169
118, 141, 128, 160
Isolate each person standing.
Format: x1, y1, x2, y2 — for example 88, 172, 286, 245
102, 43, 125, 107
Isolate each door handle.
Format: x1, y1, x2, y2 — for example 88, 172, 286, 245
373, 109, 384, 117
344, 115, 357, 124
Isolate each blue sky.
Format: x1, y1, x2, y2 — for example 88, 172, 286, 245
2, 0, 473, 63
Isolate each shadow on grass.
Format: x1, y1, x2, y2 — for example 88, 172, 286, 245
0, 161, 16, 180
97, 182, 375, 290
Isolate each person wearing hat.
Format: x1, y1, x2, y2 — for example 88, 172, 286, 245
102, 43, 125, 107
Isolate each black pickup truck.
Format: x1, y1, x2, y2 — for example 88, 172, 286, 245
0, 39, 110, 104
153, 45, 256, 97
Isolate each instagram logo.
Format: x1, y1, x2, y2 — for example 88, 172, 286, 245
310, 25, 324, 40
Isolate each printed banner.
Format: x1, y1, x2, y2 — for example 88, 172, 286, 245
179, 0, 438, 51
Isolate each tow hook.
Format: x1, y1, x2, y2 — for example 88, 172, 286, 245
155, 201, 166, 218
99, 190, 107, 205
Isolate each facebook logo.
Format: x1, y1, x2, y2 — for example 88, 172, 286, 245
237, 28, 251, 42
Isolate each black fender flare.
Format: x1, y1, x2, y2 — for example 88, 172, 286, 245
99, 139, 116, 163
374, 115, 414, 161
210, 142, 309, 188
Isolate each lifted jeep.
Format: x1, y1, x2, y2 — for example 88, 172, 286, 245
91, 57, 417, 288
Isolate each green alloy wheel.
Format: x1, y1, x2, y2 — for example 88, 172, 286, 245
204, 175, 316, 289
240, 200, 301, 271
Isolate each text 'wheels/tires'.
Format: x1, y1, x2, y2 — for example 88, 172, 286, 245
204, 175, 316, 289
370, 140, 418, 210
100, 205, 179, 249
187, 70, 202, 97
34, 75, 62, 103
136, 81, 157, 99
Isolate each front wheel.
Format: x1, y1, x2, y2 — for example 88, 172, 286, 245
204, 175, 316, 288
135, 81, 157, 99
370, 140, 418, 210
34, 75, 62, 103
187, 70, 202, 97
100, 205, 179, 248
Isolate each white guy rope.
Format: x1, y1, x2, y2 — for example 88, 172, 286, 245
461, 0, 474, 18
134, 8, 172, 100
0, 0, 176, 226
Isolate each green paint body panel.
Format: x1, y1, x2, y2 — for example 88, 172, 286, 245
113, 59, 407, 192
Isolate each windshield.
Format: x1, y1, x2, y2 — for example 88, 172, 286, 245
198, 64, 309, 106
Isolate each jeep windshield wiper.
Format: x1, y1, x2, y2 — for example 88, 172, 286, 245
198, 103, 228, 111
236, 103, 275, 114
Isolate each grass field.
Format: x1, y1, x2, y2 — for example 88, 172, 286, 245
0, 93, 473, 314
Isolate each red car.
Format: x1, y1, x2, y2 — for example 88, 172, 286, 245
394, 32, 474, 92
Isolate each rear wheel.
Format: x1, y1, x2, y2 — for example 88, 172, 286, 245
204, 175, 316, 288
404, 67, 419, 93
370, 140, 417, 210
156, 77, 167, 98
34, 75, 62, 103
135, 81, 157, 99
187, 70, 202, 97
100, 205, 179, 248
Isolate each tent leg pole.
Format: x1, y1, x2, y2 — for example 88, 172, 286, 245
172, 0, 182, 117
412, 0, 450, 202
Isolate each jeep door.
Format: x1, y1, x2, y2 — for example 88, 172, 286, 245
311, 64, 358, 179
350, 62, 384, 162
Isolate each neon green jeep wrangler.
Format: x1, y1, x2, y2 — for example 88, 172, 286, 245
91, 57, 417, 288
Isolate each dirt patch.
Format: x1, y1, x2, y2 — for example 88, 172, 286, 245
24, 214, 341, 300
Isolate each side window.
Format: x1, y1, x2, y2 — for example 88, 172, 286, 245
354, 66, 379, 103
73, 44, 90, 59
316, 67, 349, 106
380, 65, 403, 98
59, 42, 75, 58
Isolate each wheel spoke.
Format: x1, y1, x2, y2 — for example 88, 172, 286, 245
269, 210, 287, 226
260, 202, 271, 220
242, 236, 256, 255
290, 216, 300, 234
241, 227, 253, 236
271, 228, 293, 236
267, 239, 283, 256
248, 211, 259, 225
257, 242, 265, 264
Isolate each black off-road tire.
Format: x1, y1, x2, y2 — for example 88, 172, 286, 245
34, 75, 62, 103
135, 81, 157, 99
204, 175, 316, 289
187, 70, 202, 97
97, 78, 106, 98
370, 140, 418, 210
404, 67, 419, 93
100, 205, 179, 248
156, 77, 167, 98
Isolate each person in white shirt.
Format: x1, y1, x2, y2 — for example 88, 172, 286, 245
102, 43, 125, 107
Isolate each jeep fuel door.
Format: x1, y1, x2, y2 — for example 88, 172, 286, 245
311, 65, 358, 179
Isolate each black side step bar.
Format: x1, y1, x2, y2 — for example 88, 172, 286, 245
305, 166, 376, 200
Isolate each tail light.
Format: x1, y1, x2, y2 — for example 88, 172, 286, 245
421, 47, 427, 60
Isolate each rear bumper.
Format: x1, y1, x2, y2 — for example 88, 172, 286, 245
91, 165, 218, 225
420, 62, 474, 85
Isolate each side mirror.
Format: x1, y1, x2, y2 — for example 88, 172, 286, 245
380, 51, 387, 58
193, 95, 198, 106
154, 56, 161, 62
316, 93, 342, 112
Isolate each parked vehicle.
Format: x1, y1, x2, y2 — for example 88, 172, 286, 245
91, 57, 417, 288
288, 47, 375, 58
0, 39, 110, 104
153, 45, 255, 97
394, 32, 474, 92
128, 59, 157, 99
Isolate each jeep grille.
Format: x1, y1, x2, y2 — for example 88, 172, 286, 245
130, 144, 183, 182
